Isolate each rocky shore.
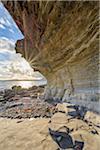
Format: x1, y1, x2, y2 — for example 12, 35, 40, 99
0, 86, 100, 150
0, 85, 58, 119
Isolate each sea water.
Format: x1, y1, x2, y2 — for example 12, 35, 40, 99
0, 80, 47, 90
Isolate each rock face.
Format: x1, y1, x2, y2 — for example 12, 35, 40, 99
2, 1, 99, 112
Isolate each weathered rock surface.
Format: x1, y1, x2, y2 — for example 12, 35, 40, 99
2, 1, 99, 112
84, 111, 100, 127
0, 86, 58, 119
0, 102, 100, 150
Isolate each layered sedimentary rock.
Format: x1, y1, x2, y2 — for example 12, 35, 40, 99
2, 1, 99, 112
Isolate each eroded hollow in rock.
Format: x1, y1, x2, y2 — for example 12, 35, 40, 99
2, 1, 99, 112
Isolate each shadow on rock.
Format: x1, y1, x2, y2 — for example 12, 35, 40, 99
67, 105, 87, 119
74, 141, 84, 150
49, 128, 74, 149
49, 128, 84, 150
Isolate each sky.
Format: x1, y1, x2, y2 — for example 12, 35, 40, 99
0, 2, 43, 80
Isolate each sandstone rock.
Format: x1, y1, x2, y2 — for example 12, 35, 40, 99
56, 102, 86, 119
0, 118, 58, 150
49, 112, 71, 131
56, 103, 68, 113
0, 107, 100, 150
56, 102, 78, 117
84, 111, 100, 126
49, 108, 100, 150
71, 130, 100, 150
2, 1, 99, 112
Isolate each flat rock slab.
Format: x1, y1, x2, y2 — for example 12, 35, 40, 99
0, 118, 58, 150
0, 112, 100, 150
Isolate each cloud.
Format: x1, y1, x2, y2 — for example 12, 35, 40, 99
9, 28, 14, 33
0, 38, 15, 51
0, 17, 6, 24
0, 23, 5, 29
0, 38, 44, 80
0, 17, 12, 28
0, 2, 24, 42
6, 19, 12, 27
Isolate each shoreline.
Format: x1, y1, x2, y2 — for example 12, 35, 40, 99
0, 85, 58, 119
0, 80, 47, 91
0, 85, 100, 119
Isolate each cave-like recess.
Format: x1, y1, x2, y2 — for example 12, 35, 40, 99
2, 1, 99, 112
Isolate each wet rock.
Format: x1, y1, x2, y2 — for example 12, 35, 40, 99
0, 91, 4, 95
0, 96, 4, 102
29, 86, 38, 91
8, 95, 21, 102
0, 86, 59, 119
12, 85, 22, 91
6, 102, 23, 109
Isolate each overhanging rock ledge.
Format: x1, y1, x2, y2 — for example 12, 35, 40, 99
2, 1, 99, 112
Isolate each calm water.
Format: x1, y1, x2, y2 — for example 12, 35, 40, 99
0, 80, 47, 90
